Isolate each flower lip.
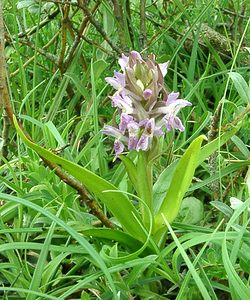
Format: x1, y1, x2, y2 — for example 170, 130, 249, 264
105, 71, 125, 90
159, 61, 170, 77
119, 113, 134, 133
114, 139, 124, 156
143, 89, 153, 99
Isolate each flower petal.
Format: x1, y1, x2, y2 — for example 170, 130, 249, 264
102, 125, 123, 138
159, 61, 169, 77
136, 135, 149, 151
119, 113, 133, 133
128, 136, 138, 150
105, 72, 125, 90
166, 92, 179, 104
110, 92, 133, 113
114, 139, 124, 156
130, 51, 143, 62
118, 53, 129, 71
230, 197, 244, 210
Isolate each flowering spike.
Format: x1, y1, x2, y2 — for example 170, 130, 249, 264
159, 61, 169, 77
102, 51, 191, 156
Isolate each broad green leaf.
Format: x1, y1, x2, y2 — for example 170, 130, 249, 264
82, 228, 143, 252
153, 161, 178, 214
93, 59, 108, 79
17, 0, 35, 9
228, 72, 250, 104
155, 135, 205, 231
231, 135, 250, 158
198, 125, 240, 165
13, 116, 146, 242
119, 155, 138, 191
153, 125, 241, 211
175, 197, 204, 225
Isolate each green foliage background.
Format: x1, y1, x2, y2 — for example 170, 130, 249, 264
0, 0, 250, 299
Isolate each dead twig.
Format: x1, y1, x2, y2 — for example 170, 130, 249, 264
63, 0, 101, 71
207, 103, 223, 200
112, 0, 127, 51
78, 0, 122, 55
58, 1, 70, 67
139, 0, 147, 49
18, 9, 60, 38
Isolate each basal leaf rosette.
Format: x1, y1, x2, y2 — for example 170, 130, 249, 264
103, 51, 191, 156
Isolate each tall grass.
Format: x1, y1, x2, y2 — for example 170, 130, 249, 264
0, 0, 249, 299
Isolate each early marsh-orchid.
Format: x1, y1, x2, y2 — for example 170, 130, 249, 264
103, 51, 191, 156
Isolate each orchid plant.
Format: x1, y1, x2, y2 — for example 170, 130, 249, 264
102, 51, 199, 238
16, 50, 239, 251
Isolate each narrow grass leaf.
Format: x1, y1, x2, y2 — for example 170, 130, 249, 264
228, 72, 250, 104
27, 205, 63, 300
163, 216, 212, 300
0, 192, 117, 298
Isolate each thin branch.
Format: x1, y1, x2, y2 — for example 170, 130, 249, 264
112, 0, 127, 51
0, 111, 10, 166
78, 0, 122, 55
218, 7, 249, 20
63, 0, 101, 70
10, 31, 60, 77
0, 2, 10, 164
139, 0, 147, 49
0, 1, 4, 102
125, 0, 134, 48
81, 34, 114, 56
18, 9, 60, 38
21, 39, 59, 65
58, 1, 70, 67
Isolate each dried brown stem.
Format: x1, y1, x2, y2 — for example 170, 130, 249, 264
63, 0, 101, 70
18, 9, 60, 38
81, 34, 113, 55
139, 0, 147, 49
78, 0, 122, 55
58, 2, 70, 66
0, 2, 4, 101
112, 0, 127, 51
0, 2, 10, 164
125, 0, 134, 48
207, 103, 223, 200
0, 111, 10, 166
21, 40, 59, 65
10, 32, 60, 78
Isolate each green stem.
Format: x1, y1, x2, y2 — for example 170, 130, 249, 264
137, 151, 154, 230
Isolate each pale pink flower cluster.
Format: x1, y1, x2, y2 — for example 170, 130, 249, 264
102, 51, 191, 156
